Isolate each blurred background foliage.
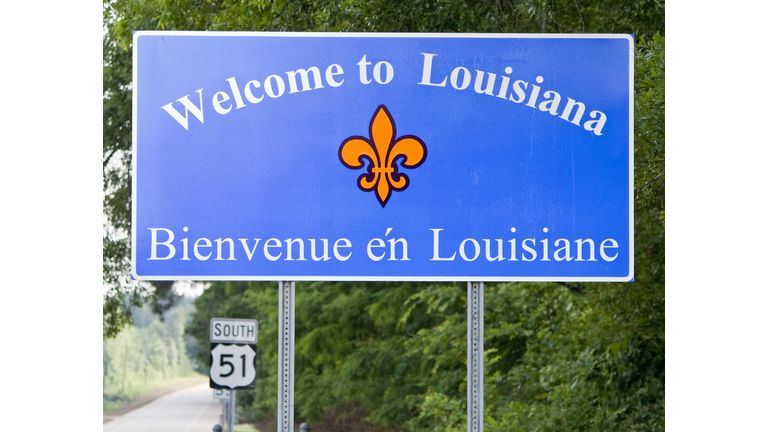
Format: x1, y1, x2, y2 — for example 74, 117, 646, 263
103, 299, 203, 414
104, 0, 664, 430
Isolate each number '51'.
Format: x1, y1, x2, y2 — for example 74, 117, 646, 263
219, 354, 248, 377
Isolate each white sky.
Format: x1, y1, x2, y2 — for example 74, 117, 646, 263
176, 280, 208, 298
0, 1, 766, 431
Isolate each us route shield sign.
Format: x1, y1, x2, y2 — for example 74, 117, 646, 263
213, 388, 230, 400
210, 343, 257, 390
132, 32, 633, 282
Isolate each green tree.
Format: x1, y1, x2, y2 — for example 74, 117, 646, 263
103, 13, 145, 338
104, 1, 664, 430
103, 299, 200, 412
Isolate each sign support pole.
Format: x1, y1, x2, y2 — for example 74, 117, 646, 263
278, 281, 296, 432
221, 398, 227, 430
467, 282, 484, 432
229, 390, 236, 432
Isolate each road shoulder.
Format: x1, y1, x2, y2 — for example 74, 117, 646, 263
103, 377, 208, 423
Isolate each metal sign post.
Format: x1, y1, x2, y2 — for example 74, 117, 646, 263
221, 399, 227, 431
213, 388, 231, 429
229, 390, 236, 432
467, 282, 484, 432
278, 281, 296, 432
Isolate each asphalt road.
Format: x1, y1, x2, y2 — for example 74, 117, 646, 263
103, 383, 225, 432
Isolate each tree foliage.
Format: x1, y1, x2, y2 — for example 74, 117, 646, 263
104, 0, 664, 430
103, 299, 200, 412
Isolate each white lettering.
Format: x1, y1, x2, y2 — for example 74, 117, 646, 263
325, 64, 345, 88
212, 91, 232, 114
474, 71, 497, 96
459, 238, 480, 261
286, 67, 325, 94
373, 61, 394, 84
554, 239, 573, 261
309, 239, 331, 261
225, 77, 246, 109
194, 238, 212, 261
525, 76, 543, 108
575, 239, 596, 261
161, 89, 205, 130
357, 55, 372, 84
584, 111, 608, 136
367, 238, 386, 261
264, 75, 285, 98
450, 67, 471, 90
496, 67, 513, 99
387, 228, 409, 261
214, 238, 236, 261
244, 80, 264, 104
334, 238, 352, 261
418, 53, 447, 87
483, 239, 504, 261
284, 238, 306, 261
430, 229, 456, 261
510, 80, 528, 103
239, 238, 262, 261
600, 239, 619, 261
264, 238, 282, 261
560, 98, 586, 126
538, 90, 561, 115
149, 228, 175, 260
522, 238, 537, 261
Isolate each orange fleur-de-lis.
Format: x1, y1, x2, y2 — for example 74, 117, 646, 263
339, 105, 427, 207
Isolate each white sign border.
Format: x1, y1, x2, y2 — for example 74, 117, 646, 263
131, 31, 634, 283
210, 318, 259, 344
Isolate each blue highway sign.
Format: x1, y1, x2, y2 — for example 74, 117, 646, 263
132, 32, 633, 281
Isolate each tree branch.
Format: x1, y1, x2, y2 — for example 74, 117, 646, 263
551, 19, 583, 33
557, 281, 586, 295
103, 148, 120, 173
574, 0, 585, 32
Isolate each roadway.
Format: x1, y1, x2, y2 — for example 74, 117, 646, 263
103, 383, 225, 432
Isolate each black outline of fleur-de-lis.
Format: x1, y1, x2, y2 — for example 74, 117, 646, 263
338, 105, 427, 207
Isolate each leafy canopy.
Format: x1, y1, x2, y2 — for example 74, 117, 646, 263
104, 0, 664, 430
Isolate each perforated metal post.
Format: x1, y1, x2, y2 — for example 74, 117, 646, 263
220, 398, 226, 431
278, 281, 296, 432
229, 390, 236, 432
467, 282, 484, 432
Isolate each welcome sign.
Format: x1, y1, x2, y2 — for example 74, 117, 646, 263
132, 32, 633, 281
